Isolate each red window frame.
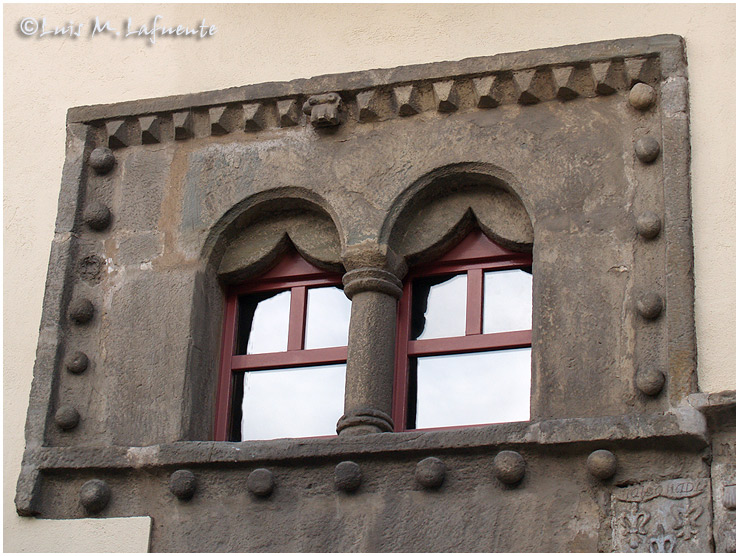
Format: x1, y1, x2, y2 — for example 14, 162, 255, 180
214, 249, 347, 441
392, 229, 533, 431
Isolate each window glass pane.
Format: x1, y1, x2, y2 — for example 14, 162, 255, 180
240, 363, 346, 440
304, 286, 351, 349
237, 290, 291, 355
413, 348, 531, 429
411, 273, 467, 340
483, 268, 532, 334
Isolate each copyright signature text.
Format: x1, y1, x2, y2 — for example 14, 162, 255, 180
18, 16, 217, 45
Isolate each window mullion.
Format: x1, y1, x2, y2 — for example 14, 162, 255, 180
215, 295, 239, 441
287, 286, 307, 351
466, 268, 484, 336
393, 281, 414, 431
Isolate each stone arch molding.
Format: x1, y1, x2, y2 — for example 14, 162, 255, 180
383, 162, 534, 268
202, 188, 345, 283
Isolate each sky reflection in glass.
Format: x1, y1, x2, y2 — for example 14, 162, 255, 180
241, 290, 291, 354
483, 269, 532, 334
415, 348, 531, 429
304, 286, 351, 349
241, 363, 346, 440
411, 274, 467, 340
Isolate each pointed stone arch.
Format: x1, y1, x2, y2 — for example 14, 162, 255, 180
382, 162, 534, 267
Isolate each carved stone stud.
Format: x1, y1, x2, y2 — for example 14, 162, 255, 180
723, 484, 736, 510
356, 90, 381, 122
625, 58, 654, 87
635, 367, 666, 396
636, 211, 662, 239
335, 461, 362, 492
65, 351, 89, 374
169, 470, 197, 501
243, 103, 266, 132
472, 76, 500, 109
106, 119, 138, 149
54, 405, 80, 430
88, 147, 115, 174
513, 69, 541, 105
68, 298, 94, 325
210, 105, 243, 135
552, 66, 579, 101
415, 457, 446, 489
302, 93, 342, 128
591, 61, 624, 95
79, 479, 111, 514
173, 111, 194, 140
634, 136, 660, 163
432, 81, 460, 113
636, 292, 663, 320
587, 449, 617, 480
277, 99, 300, 127
84, 201, 111, 231
79, 254, 104, 282
247, 468, 274, 497
493, 451, 525, 485
140, 115, 163, 144
392, 85, 422, 117
629, 83, 656, 111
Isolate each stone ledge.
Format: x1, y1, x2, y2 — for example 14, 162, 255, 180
27, 409, 707, 473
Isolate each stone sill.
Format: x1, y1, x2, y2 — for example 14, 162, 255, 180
29, 407, 709, 473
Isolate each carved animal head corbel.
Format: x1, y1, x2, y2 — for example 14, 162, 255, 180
302, 92, 342, 127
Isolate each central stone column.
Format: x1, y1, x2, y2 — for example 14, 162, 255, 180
337, 245, 405, 436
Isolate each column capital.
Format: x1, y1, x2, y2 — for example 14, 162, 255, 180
341, 241, 407, 276
343, 268, 403, 299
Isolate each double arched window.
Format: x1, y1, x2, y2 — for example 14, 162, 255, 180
216, 228, 532, 441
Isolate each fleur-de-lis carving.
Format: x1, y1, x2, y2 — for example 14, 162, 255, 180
623, 502, 651, 549
649, 524, 676, 553
671, 499, 703, 540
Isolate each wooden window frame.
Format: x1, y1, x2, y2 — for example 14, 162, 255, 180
392, 229, 533, 432
214, 250, 346, 441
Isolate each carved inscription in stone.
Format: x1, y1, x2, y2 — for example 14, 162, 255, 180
711, 436, 736, 553
611, 479, 712, 552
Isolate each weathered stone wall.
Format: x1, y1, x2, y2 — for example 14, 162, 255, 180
12, 35, 737, 552
5, 5, 735, 552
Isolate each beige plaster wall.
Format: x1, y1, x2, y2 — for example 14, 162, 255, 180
4, 4, 735, 552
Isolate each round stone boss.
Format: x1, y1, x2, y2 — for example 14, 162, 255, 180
635, 211, 662, 239
334, 461, 362, 492
83, 201, 112, 231
415, 457, 446, 489
635, 367, 666, 396
54, 405, 80, 430
587, 449, 617, 480
628, 83, 656, 111
68, 298, 95, 324
65, 351, 90, 374
88, 147, 116, 174
79, 479, 111, 513
634, 136, 661, 163
247, 468, 275, 497
169, 469, 197, 501
636, 292, 664, 320
493, 450, 525, 485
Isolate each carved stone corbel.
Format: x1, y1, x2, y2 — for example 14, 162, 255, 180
302, 92, 342, 127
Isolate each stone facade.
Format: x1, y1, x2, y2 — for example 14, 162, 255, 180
16, 35, 735, 551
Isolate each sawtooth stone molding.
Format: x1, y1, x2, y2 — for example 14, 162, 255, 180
16, 35, 736, 552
